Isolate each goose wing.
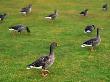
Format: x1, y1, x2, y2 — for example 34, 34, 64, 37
9, 25, 19, 30
9, 25, 22, 31
20, 7, 28, 12
48, 13, 56, 17
84, 38, 97, 44
0, 14, 3, 18
81, 38, 97, 47
27, 56, 49, 69
80, 11, 84, 14
103, 4, 107, 8
84, 26, 93, 33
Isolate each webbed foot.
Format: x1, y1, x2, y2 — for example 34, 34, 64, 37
41, 69, 49, 77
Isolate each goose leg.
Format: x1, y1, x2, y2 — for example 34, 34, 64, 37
90, 46, 96, 52
12, 31, 16, 36
90, 47, 94, 52
93, 46, 96, 51
41, 69, 49, 77
0, 20, 3, 23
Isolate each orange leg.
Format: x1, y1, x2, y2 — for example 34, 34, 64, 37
41, 69, 49, 77
90, 47, 94, 52
90, 46, 96, 52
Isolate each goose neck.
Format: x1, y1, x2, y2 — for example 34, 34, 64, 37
97, 29, 99, 37
49, 46, 54, 55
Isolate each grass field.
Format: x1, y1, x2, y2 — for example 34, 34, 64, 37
0, 0, 110, 82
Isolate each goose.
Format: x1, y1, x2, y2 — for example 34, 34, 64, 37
9, 24, 30, 33
0, 13, 7, 21
20, 4, 32, 16
102, 4, 108, 11
27, 42, 57, 77
81, 28, 101, 51
80, 9, 88, 16
45, 10, 58, 20
84, 25, 95, 33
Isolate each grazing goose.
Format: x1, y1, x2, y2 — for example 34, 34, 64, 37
27, 42, 57, 77
45, 10, 58, 20
80, 9, 88, 16
9, 24, 30, 33
84, 25, 95, 33
102, 4, 108, 11
81, 28, 101, 51
0, 13, 7, 21
20, 4, 32, 16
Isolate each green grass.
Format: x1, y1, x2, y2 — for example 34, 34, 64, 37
0, 0, 110, 82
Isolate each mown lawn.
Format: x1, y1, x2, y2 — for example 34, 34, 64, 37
0, 0, 110, 82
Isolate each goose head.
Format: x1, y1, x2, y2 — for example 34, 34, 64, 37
85, 9, 88, 11
54, 9, 58, 15
92, 25, 95, 29
28, 4, 32, 7
3, 13, 7, 16
54, 10, 57, 13
50, 42, 57, 49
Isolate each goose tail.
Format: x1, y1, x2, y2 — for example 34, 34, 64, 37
81, 44, 92, 47
84, 30, 91, 33
81, 44, 86, 47
26, 65, 42, 69
45, 17, 52, 19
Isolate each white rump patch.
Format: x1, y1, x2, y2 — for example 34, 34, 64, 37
103, 8, 106, 10
80, 14, 84, 16
9, 29, 14, 31
84, 30, 91, 33
45, 17, 52, 19
81, 44, 92, 47
27, 66, 42, 69
86, 30, 91, 33
35, 66, 42, 69
20, 12, 26, 15
81, 44, 86, 47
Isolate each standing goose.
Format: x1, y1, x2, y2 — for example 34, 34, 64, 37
20, 4, 32, 16
45, 10, 58, 20
27, 42, 57, 77
80, 9, 88, 16
84, 25, 95, 33
81, 28, 101, 51
102, 4, 108, 11
0, 13, 7, 22
9, 24, 30, 33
